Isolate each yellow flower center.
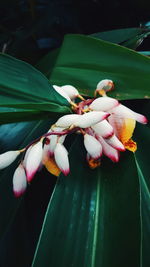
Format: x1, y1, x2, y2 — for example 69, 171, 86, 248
119, 118, 137, 152
43, 156, 61, 177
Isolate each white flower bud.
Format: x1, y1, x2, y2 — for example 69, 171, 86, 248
96, 79, 114, 91
55, 114, 80, 128
61, 85, 79, 100
53, 85, 71, 103
0, 150, 20, 170
13, 164, 27, 197
98, 136, 119, 162
105, 135, 125, 151
90, 96, 118, 111
92, 119, 114, 138
84, 134, 102, 159
25, 141, 43, 182
74, 111, 109, 128
54, 143, 70, 176
110, 104, 148, 124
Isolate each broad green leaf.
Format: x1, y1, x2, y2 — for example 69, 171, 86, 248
139, 51, 150, 56
0, 53, 71, 122
32, 136, 141, 267
0, 119, 58, 267
134, 124, 150, 267
46, 34, 150, 100
0, 107, 48, 124
0, 119, 53, 240
90, 27, 150, 49
36, 48, 60, 78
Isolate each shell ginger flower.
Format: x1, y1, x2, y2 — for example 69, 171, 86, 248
0, 79, 148, 198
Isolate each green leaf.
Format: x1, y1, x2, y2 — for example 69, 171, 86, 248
90, 27, 150, 49
46, 34, 150, 100
0, 53, 71, 123
0, 119, 52, 240
32, 136, 141, 267
139, 51, 150, 56
134, 124, 150, 267
0, 118, 58, 267
36, 48, 60, 78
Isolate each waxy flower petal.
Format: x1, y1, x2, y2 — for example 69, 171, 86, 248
98, 136, 119, 162
61, 85, 79, 100
74, 111, 109, 128
23, 146, 33, 167
110, 104, 148, 124
13, 163, 27, 197
53, 85, 71, 103
84, 133, 102, 159
48, 135, 58, 156
25, 141, 43, 182
92, 119, 114, 138
54, 143, 70, 176
43, 156, 61, 177
108, 115, 137, 152
0, 150, 20, 170
105, 134, 125, 151
55, 114, 80, 128
90, 96, 119, 111
96, 79, 114, 91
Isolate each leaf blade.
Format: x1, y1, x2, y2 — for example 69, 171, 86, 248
48, 34, 150, 100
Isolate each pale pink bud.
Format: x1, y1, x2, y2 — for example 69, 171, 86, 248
110, 104, 148, 124
61, 85, 79, 100
98, 136, 119, 162
92, 119, 114, 138
13, 163, 27, 197
74, 111, 109, 128
54, 143, 70, 176
105, 135, 125, 151
0, 150, 20, 170
55, 114, 80, 128
84, 133, 102, 159
25, 141, 43, 182
89, 96, 119, 111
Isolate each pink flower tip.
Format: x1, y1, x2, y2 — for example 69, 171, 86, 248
62, 168, 70, 176
26, 171, 36, 183
14, 189, 26, 198
104, 113, 110, 119
109, 154, 120, 163
117, 146, 126, 152
103, 131, 114, 139
142, 116, 148, 124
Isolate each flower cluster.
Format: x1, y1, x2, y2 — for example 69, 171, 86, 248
0, 80, 148, 197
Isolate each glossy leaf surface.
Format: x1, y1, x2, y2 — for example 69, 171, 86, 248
0, 53, 71, 122
0, 119, 57, 267
91, 27, 150, 49
32, 136, 141, 267
43, 34, 150, 100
